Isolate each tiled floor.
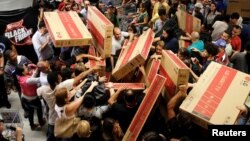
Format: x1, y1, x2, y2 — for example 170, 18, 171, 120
1, 91, 46, 141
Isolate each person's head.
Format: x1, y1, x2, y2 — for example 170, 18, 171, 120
82, 93, 96, 109
194, 2, 203, 13
158, 6, 167, 21
74, 62, 86, 76
102, 118, 123, 140
4, 49, 17, 63
37, 61, 51, 73
127, 24, 137, 34
177, 47, 189, 61
213, 39, 226, 51
156, 41, 164, 55
60, 67, 73, 81
113, 27, 122, 40
76, 120, 91, 138
55, 87, 69, 107
162, 28, 174, 40
15, 64, 29, 76
47, 71, 62, 90
107, 2, 114, 14
139, 2, 147, 13
38, 21, 48, 35
141, 131, 166, 141
190, 31, 200, 42
221, 30, 231, 42
209, 2, 216, 12
123, 89, 137, 108
172, 112, 192, 137
71, 3, 80, 11
84, 0, 90, 9
202, 42, 219, 58
230, 12, 240, 25
232, 25, 241, 37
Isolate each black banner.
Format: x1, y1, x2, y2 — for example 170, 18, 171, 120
0, 7, 39, 63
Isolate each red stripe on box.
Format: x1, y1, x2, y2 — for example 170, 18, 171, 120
147, 60, 160, 83
105, 83, 145, 90
126, 75, 166, 141
141, 30, 154, 58
164, 50, 188, 68
186, 14, 193, 33
88, 20, 104, 49
58, 12, 82, 39
120, 38, 139, 67
192, 66, 237, 120
91, 6, 112, 25
159, 65, 176, 97
88, 46, 96, 67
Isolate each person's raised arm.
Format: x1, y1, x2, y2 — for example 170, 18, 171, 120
167, 85, 188, 120
65, 81, 98, 117
108, 87, 126, 105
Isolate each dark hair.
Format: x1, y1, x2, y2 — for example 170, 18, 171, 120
158, 6, 166, 16
102, 117, 116, 139
4, 49, 12, 60
15, 66, 25, 76
47, 71, 59, 90
83, 93, 96, 108
141, 131, 166, 141
163, 28, 175, 39
205, 42, 219, 56
224, 30, 232, 38
230, 12, 240, 20
60, 67, 72, 81
178, 48, 189, 58
233, 25, 242, 30
38, 21, 46, 29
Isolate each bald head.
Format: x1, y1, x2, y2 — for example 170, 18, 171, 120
113, 27, 122, 40
191, 31, 200, 41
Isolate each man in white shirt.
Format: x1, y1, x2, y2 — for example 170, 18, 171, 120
111, 27, 133, 69
32, 21, 54, 61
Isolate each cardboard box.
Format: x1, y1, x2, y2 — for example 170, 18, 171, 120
105, 83, 145, 90
145, 59, 161, 84
123, 74, 166, 141
43, 11, 92, 47
88, 45, 106, 76
227, 0, 250, 18
176, 10, 201, 33
159, 50, 190, 98
87, 6, 114, 58
112, 29, 154, 80
179, 40, 191, 48
180, 62, 250, 129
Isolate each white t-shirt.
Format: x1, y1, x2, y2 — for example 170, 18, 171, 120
111, 32, 129, 55
37, 79, 74, 125
211, 21, 228, 41
78, 105, 110, 119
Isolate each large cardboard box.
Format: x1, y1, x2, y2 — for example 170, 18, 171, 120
180, 62, 250, 129
227, 0, 250, 18
145, 59, 161, 85
87, 6, 114, 58
112, 29, 154, 80
123, 74, 166, 141
176, 10, 201, 33
105, 83, 145, 90
43, 11, 92, 47
88, 45, 106, 76
159, 50, 190, 98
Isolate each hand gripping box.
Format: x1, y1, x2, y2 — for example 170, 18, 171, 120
87, 6, 114, 58
180, 62, 250, 129
44, 11, 92, 47
159, 50, 190, 98
112, 29, 154, 80
176, 10, 201, 33
105, 83, 145, 90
